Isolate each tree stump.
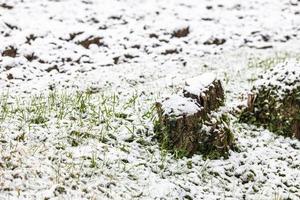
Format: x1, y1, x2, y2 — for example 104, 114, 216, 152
240, 60, 300, 140
183, 72, 224, 112
155, 95, 205, 157
154, 73, 229, 157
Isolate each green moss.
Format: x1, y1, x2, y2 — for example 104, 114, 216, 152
240, 86, 300, 138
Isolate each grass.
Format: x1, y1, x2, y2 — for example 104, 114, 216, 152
0, 91, 298, 199
2, 86, 295, 198
247, 52, 300, 69
0, 89, 171, 180
195, 160, 211, 181
245, 52, 300, 85
273, 192, 284, 200
1, 90, 136, 133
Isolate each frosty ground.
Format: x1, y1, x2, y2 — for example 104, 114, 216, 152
0, 0, 300, 199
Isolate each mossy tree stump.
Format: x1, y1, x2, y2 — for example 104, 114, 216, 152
240, 60, 300, 139
155, 73, 231, 157
155, 95, 205, 157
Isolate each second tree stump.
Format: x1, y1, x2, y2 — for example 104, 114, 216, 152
240, 60, 300, 139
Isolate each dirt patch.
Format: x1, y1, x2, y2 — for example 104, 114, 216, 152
77, 36, 105, 49
2, 46, 17, 57
172, 27, 189, 38
0, 3, 13, 10
161, 49, 179, 55
204, 37, 226, 45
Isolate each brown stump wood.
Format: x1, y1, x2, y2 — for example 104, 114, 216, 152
155, 96, 205, 156
183, 72, 224, 112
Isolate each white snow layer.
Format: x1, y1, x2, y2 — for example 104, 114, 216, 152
184, 72, 216, 95
255, 59, 300, 97
160, 95, 201, 117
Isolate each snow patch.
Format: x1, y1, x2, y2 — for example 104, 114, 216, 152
184, 72, 216, 95
160, 95, 201, 117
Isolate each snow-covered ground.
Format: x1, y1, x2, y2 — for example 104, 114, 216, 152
0, 0, 300, 199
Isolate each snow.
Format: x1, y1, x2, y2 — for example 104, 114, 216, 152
184, 72, 216, 95
159, 95, 201, 117
254, 59, 300, 98
0, 0, 300, 199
